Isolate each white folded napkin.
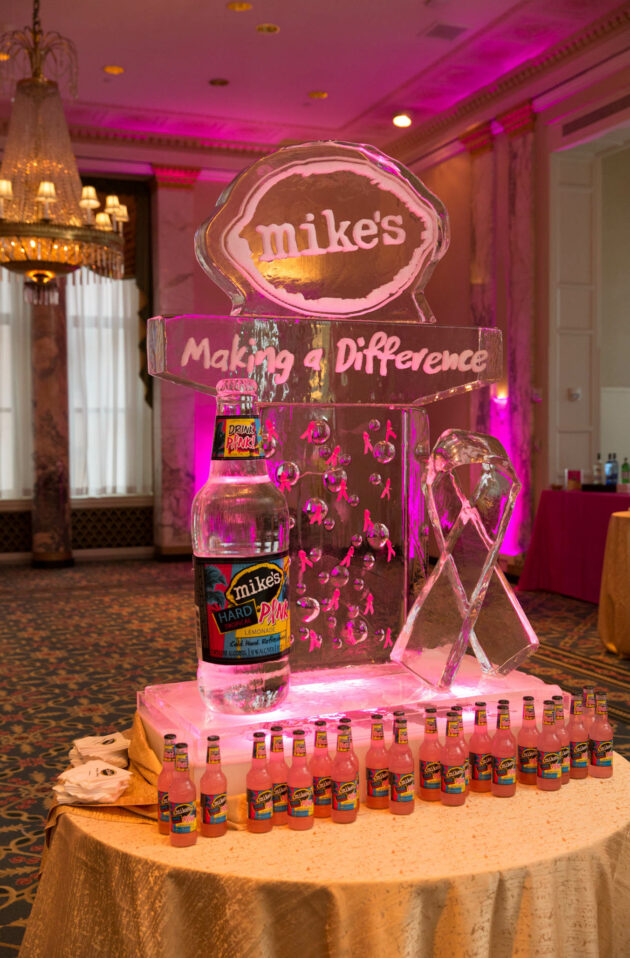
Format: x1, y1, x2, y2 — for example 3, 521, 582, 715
69, 732, 131, 769
53, 760, 133, 804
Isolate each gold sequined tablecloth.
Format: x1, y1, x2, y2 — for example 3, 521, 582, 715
19, 754, 630, 958
598, 511, 630, 656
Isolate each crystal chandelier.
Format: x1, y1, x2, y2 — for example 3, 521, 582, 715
0, 0, 125, 302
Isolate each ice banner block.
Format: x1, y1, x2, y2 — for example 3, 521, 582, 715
391, 429, 539, 688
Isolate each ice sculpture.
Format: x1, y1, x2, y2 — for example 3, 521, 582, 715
147, 140, 538, 690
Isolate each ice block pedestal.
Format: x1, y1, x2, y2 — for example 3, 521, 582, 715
138, 664, 562, 798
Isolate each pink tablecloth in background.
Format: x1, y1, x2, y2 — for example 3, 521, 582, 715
517, 489, 630, 604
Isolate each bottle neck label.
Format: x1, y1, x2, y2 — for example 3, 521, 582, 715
446, 718, 459, 738
206, 743, 221, 765
293, 737, 306, 759
201, 792, 227, 825
571, 698, 583, 715
175, 751, 189, 772
543, 707, 555, 726
497, 711, 510, 731
163, 743, 176, 763
394, 724, 408, 745
371, 722, 385, 741
583, 690, 595, 710
195, 553, 290, 665
425, 716, 437, 734
212, 414, 262, 460
270, 734, 284, 754
523, 702, 535, 721
337, 732, 351, 752
554, 702, 564, 722
252, 740, 267, 761
314, 729, 328, 749
596, 698, 608, 716
474, 709, 487, 728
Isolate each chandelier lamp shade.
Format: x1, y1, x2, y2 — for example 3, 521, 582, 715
0, 0, 125, 292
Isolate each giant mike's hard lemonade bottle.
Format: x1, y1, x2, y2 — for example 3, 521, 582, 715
192, 379, 291, 714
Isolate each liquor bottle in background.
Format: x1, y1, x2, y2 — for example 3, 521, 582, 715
468, 702, 492, 793
622, 457, 630, 484
582, 686, 596, 733
418, 707, 442, 801
331, 724, 359, 823
157, 733, 177, 835
365, 713, 389, 809
200, 735, 228, 838
340, 716, 360, 796
246, 732, 273, 833
589, 689, 614, 779
389, 719, 415, 815
440, 711, 467, 806
310, 720, 333, 817
537, 701, 562, 791
517, 696, 538, 786
611, 453, 620, 486
552, 695, 570, 785
192, 378, 291, 715
269, 725, 289, 825
593, 453, 603, 485
287, 730, 314, 830
567, 692, 589, 780
169, 743, 198, 847
491, 705, 517, 797
605, 454, 613, 486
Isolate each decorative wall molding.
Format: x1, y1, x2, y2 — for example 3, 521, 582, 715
459, 122, 494, 156
498, 101, 536, 138
151, 165, 201, 189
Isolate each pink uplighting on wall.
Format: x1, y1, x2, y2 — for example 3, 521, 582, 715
490, 387, 524, 558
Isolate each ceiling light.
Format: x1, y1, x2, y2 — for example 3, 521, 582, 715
0, 52, 10, 61
0, 0, 124, 302
256, 23, 280, 33
308, 91, 328, 99
103, 64, 124, 75
392, 113, 412, 128
209, 77, 229, 86
227, 2, 252, 9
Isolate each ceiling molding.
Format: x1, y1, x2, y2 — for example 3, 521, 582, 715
385, 5, 630, 162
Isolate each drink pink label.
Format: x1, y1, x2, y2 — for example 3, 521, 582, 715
518, 745, 538, 774
293, 738, 307, 758
332, 779, 358, 811
492, 755, 516, 785
272, 781, 288, 813
158, 789, 170, 823
570, 740, 588, 768
441, 763, 465, 793
270, 735, 284, 753
169, 801, 197, 833
313, 774, 332, 806
469, 752, 491, 782
288, 784, 314, 817
367, 767, 389, 798
201, 791, 227, 825
211, 415, 262, 460
419, 759, 441, 789
589, 740, 613, 767
371, 724, 384, 741
247, 787, 273, 820
537, 750, 561, 779
390, 770, 414, 802
314, 730, 328, 749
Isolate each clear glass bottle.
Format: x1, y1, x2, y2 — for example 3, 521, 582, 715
593, 452, 603, 485
192, 378, 291, 714
622, 457, 630, 484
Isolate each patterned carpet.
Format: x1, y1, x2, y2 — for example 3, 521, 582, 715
0, 560, 628, 954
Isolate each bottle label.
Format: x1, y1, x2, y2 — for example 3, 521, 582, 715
314, 729, 328, 749
252, 740, 266, 761
332, 779, 358, 811
212, 415, 262, 460
206, 743, 221, 765
497, 712, 511, 731
174, 752, 189, 772
337, 733, 351, 752
293, 738, 306, 759
441, 763, 465, 794
518, 745, 538, 775
570, 740, 588, 769
390, 770, 415, 802
394, 725, 408, 745
272, 781, 288, 813
270, 734, 284, 754
537, 749, 561, 779
247, 787, 273, 820
371, 723, 385, 741
589, 739, 613, 767
169, 801, 197, 833
492, 755, 516, 785
474, 710, 487, 728
313, 774, 332, 806
288, 784, 314, 818
560, 745, 570, 773
425, 716, 438, 734
195, 553, 290, 665
201, 791, 227, 825
367, 767, 389, 798
158, 789, 170, 823
419, 758, 442, 790
469, 752, 492, 782
523, 702, 535, 721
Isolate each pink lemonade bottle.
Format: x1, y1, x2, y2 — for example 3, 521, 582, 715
389, 719, 415, 815
268, 725, 289, 825
341, 716, 360, 797
365, 713, 389, 809
552, 695, 570, 785
491, 705, 517, 797
468, 702, 492, 793
200, 735, 228, 838
582, 686, 596, 733
287, 729, 314, 830
310, 720, 333, 818
331, 724, 359, 823
389, 711, 406, 752
157, 733, 177, 835
246, 732, 273, 833
537, 700, 562, 790
567, 692, 589, 780
418, 707, 442, 801
589, 689, 614, 778
517, 696, 538, 786
452, 705, 469, 793
169, 742, 198, 847
440, 711, 467, 806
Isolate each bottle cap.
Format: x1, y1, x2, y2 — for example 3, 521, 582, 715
337, 723, 349, 731
425, 707, 437, 714
207, 735, 220, 742
474, 701, 486, 707
164, 733, 177, 741
175, 742, 187, 750
253, 731, 266, 739
314, 719, 326, 726
523, 695, 534, 701
371, 713, 383, 720
293, 729, 305, 736
270, 725, 283, 732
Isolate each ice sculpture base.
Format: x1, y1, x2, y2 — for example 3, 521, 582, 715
138, 660, 562, 797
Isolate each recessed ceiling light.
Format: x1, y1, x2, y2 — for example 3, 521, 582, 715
256, 23, 280, 33
209, 78, 230, 86
0, 52, 10, 62
392, 113, 412, 128
227, 2, 252, 10
103, 65, 124, 76
308, 91, 328, 99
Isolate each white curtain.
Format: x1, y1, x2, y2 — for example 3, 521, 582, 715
0, 270, 32, 498
66, 268, 152, 497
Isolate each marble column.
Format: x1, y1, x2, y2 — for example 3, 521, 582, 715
151, 165, 200, 556
460, 123, 496, 434
31, 279, 73, 566
499, 102, 536, 553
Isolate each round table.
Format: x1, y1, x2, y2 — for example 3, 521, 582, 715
21, 757, 630, 958
598, 510, 630, 655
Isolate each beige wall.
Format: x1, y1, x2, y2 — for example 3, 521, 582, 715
601, 145, 630, 389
